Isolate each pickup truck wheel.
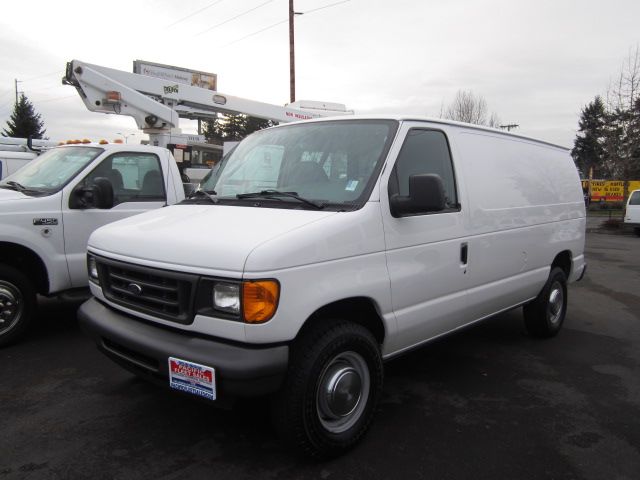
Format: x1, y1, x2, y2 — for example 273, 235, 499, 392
0, 265, 36, 347
523, 267, 567, 338
634, 227, 640, 237
272, 320, 383, 458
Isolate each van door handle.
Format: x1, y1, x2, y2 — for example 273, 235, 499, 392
460, 243, 468, 266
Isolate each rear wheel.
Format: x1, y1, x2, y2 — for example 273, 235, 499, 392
633, 227, 640, 237
271, 320, 383, 458
523, 267, 567, 338
0, 265, 36, 347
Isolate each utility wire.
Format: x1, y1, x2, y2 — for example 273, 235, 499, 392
22, 70, 64, 82
166, 0, 225, 28
30, 95, 77, 104
220, 0, 351, 47
197, 0, 274, 36
303, 0, 350, 15
221, 18, 288, 47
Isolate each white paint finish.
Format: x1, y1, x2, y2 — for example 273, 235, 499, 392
0, 192, 70, 293
244, 245, 394, 348
89, 205, 338, 274
243, 202, 386, 272
378, 122, 473, 352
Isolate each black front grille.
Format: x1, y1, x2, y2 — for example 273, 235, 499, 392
96, 257, 197, 324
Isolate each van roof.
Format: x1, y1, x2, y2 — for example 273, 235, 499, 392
285, 115, 570, 151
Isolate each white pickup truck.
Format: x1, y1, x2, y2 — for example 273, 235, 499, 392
0, 142, 186, 345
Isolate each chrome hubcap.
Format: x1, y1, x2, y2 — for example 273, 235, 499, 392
316, 351, 370, 433
548, 282, 564, 325
0, 281, 23, 334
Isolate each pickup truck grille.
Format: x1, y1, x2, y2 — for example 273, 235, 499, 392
96, 258, 196, 324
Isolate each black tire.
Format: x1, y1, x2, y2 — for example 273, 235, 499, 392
523, 267, 567, 338
271, 320, 383, 459
634, 227, 640, 237
0, 264, 37, 347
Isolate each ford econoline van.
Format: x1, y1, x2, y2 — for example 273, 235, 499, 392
79, 117, 586, 457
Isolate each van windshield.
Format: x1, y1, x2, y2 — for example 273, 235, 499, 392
0, 146, 102, 194
630, 191, 640, 205
199, 120, 397, 210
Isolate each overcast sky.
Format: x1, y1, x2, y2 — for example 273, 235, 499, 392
1, 0, 639, 148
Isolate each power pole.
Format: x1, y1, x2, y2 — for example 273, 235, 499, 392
289, 0, 295, 103
14, 78, 22, 105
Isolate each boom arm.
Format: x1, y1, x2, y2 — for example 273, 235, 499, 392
63, 60, 350, 145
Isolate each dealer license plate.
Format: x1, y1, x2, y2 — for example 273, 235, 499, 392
168, 357, 216, 401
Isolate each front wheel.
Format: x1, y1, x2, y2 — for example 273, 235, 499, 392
272, 320, 383, 458
523, 267, 567, 338
0, 265, 36, 347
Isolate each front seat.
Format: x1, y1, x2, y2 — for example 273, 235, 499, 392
141, 170, 163, 196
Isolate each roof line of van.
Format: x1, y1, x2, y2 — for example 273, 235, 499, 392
281, 115, 571, 152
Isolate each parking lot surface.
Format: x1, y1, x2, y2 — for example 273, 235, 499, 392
1, 232, 639, 479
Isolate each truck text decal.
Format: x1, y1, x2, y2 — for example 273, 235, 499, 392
33, 218, 58, 226
163, 85, 179, 95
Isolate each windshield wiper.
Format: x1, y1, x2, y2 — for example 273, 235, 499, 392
2, 180, 27, 192
236, 190, 325, 209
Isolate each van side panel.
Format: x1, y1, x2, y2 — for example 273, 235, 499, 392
454, 130, 585, 318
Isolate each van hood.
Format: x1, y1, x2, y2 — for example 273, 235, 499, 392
0, 188, 32, 201
89, 204, 337, 274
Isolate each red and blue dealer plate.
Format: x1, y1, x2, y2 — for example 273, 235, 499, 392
168, 357, 216, 401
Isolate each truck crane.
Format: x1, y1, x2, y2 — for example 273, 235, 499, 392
62, 59, 351, 150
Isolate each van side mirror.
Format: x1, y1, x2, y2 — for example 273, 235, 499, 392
70, 177, 114, 210
390, 174, 446, 217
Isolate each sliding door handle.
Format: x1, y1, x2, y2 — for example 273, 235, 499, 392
460, 243, 468, 266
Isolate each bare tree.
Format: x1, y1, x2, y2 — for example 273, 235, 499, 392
604, 45, 640, 202
442, 90, 501, 127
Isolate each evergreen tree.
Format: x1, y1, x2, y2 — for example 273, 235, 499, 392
202, 113, 276, 144
571, 96, 607, 178
2, 93, 46, 139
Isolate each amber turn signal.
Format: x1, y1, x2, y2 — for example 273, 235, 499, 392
242, 280, 279, 323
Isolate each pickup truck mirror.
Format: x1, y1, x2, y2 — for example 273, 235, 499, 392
390, 174, 446, 217
70, 177, 114, 210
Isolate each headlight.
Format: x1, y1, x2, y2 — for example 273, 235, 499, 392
87, 255, 99, 283
213, 282, 240, 314
198, 278, 279, 323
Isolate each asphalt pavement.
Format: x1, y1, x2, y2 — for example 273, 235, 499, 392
1, 232, 639, 480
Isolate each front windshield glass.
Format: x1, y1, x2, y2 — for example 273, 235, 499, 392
199, 120, 397, 209
0, 146, 102, 193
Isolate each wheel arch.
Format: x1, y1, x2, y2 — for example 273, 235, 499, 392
295, 296, 386, 346
0, 242, 49, 294
551, 250, 572, 279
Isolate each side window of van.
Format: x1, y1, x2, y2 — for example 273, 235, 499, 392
389, 129, 459, 211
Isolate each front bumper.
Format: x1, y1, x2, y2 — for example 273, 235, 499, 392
78, 298, 289, 399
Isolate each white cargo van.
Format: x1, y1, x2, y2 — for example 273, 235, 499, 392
624, 189, 640, 236
79, 117, 586, 457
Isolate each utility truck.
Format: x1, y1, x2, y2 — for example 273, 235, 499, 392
0, 59, 349, 345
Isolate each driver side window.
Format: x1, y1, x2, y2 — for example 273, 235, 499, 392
389, 129, 459, 211
82, 152, 165, 206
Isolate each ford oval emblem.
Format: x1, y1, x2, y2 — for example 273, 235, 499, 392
127, 283, 143, 296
